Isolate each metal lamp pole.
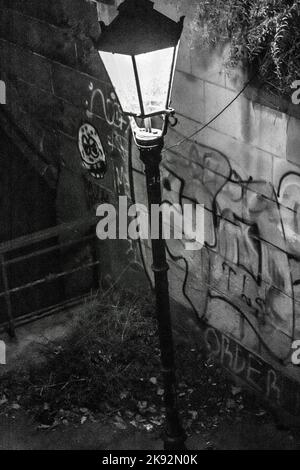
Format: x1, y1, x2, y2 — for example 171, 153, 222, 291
136, 127, 186, 451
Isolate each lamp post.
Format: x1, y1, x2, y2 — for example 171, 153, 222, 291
97, 0, 186, 450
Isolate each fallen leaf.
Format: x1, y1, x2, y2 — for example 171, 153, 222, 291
231, 386, 242, 396
137, 401, 147, 410
37, 424, 51, 430
135, 414, 146, 423
114, 421, 127, 430
255, 410, 267, 417
113, 415, 127, 430
0, 396, 8, 406
150, 418, 163, 426
226, 399, 236, 409
129, 420, 138, 428
144, 423, 154, 432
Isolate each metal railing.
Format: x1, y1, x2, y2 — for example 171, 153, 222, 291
0, 216, 100, 336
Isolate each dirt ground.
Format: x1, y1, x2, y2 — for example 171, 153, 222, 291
1, 305, 300, 451
0, 407, 299, 450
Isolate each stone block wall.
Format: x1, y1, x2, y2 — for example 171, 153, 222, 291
1, 0, 300, 416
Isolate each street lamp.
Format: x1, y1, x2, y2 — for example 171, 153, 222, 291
97, 0, 186, 450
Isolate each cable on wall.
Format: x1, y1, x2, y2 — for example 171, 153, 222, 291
163, 74, 257, 153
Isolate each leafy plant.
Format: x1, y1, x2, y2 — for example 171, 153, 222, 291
198, 0, 300, 94
0, 290, 270, 435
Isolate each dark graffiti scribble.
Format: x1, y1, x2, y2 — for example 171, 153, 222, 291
132, 139, 300, 363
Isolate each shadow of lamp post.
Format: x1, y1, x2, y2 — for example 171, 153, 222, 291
96, 0, 186, 450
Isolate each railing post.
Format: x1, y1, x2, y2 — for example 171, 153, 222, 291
0, 254, 15, 338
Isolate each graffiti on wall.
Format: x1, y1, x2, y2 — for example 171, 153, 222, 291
0, 340, 6, 365
0, 80, 5, 105
78, 123, 107, 179
204, 324, 300, 415
78, 74, 300, 408
84, 83, 130, 196
80, 81, 144, 272
131, 139, 300, 367
83, 84, 129, 193
79, 78, 300, 412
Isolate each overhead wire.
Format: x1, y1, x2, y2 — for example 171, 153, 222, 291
162, 74, 256, 153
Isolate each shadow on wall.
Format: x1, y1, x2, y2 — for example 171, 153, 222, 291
0, 80, 6, 104
132, 138, 300, 367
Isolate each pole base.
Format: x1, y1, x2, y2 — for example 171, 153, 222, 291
163, 431, 187, 451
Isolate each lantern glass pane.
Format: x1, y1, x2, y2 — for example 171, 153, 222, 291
135, 46, 175, 115
99, 51, 141, 115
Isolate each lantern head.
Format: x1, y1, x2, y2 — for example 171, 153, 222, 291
97, 0, 184, 119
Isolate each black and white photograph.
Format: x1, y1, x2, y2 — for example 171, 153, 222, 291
0, 0, 300, 455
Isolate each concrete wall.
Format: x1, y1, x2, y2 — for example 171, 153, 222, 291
99, 0, 300, 415
0, 0, 146, 290
1, 0, 300, 416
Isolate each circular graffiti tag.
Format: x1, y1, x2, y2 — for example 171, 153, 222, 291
78, 123, 107, 179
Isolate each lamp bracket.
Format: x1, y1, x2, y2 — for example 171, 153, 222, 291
129, 109, 176, 149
